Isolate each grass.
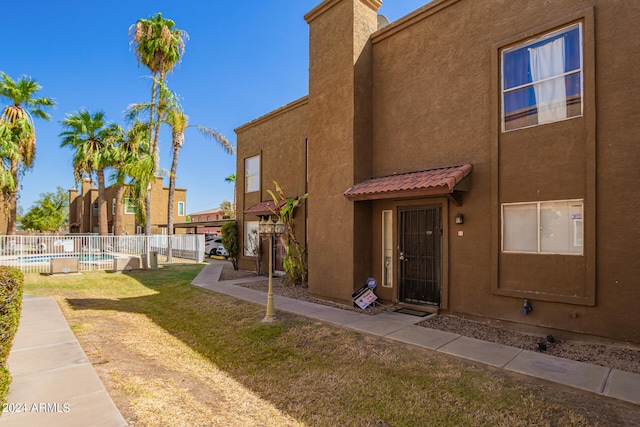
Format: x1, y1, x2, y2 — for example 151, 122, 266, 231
22, 266, 632, 426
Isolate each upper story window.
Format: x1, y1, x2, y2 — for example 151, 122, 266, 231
112, 198, 116, 215
502, 23, 582, 132
92, 201, 98, 216
245, 155, 260, 193
178, 201, 185, 216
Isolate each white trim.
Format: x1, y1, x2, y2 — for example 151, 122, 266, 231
382, 210, 393, 288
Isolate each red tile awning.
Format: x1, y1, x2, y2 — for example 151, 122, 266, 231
243, 200, 284, 216
344, 164, 472, 205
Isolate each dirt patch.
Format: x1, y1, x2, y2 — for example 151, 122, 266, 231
225, 263, 640, 375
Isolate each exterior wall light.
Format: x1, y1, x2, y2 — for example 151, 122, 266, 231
259, 216, 286, 322
455, 214, 464, 224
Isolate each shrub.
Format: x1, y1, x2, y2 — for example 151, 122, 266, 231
0, 267, 23, 406
221, 221, 239, 270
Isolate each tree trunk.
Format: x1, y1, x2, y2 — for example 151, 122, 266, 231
145, 190, 152, 235
6, 192, 16, 236
113, 184, 125, 236
145, 73, 159, 236
96, 168, 109, 236
7, 160, 19, 235
166, 140, 181, 262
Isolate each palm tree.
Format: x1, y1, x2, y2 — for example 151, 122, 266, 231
224, 173, 236, 219
163, 92, 233, 261
59, 110, 121, 236
130, 13, 187, 235
109, 120, 150, 235
0, 72, 55, 234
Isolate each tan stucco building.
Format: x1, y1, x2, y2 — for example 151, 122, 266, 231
69, 177, 187, 235
236, 0, 640, 343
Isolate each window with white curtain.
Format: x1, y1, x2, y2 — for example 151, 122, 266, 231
502, 23, 582, 131
502, 199, 583, 255
245, 155, 260, 193
244, 221, 259, 256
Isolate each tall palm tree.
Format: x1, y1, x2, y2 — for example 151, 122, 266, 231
59, 110, 121, 236
163, 92, 233, 261
224, 173, 237, 219
130, 13, 187, 235
109, 120, 150, 235
0, 72, 55, 234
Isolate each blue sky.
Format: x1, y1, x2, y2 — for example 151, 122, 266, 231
3, 0, 429, 215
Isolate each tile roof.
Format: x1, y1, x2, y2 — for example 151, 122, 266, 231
344, 164, 472, 201
243, 200, 283, 216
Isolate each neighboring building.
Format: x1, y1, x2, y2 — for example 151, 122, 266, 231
69, 176, 187, 235
187, 207, 227, 234
236, 0, 640, 343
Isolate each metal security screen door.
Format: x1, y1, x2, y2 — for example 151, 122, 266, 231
399, 206, 442, 306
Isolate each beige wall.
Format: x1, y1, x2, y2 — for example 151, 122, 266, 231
69, 177, 187, 235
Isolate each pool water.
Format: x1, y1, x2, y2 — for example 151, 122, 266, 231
17, 253, 115, 263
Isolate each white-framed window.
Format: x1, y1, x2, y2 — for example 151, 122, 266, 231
502, 23, 583, 132
207, 216, 210, 221
502, 199, 583, 255
136, 225, 142, 235
244, 220, 259, 256
124, 199, 136, 215
245, 155, 260, 193
112, 198, 116, 215
382, 210, 393, 288
178, 201, 185, 216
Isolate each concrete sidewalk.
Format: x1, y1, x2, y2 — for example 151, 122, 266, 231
192, 261, 640, 406
0, 295, 127, 427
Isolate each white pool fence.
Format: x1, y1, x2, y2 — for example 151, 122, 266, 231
0, 234, 205, 274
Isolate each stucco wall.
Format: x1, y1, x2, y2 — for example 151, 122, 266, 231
235, 98, 308, 272
368, 0, 640, 341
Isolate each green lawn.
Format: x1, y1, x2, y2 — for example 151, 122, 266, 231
21, 266, 632, 426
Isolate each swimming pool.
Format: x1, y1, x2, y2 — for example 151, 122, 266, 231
17, 253, 116, 263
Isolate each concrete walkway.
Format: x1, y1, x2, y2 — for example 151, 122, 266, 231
0, 295, 127, 427
192, 261, 640, 406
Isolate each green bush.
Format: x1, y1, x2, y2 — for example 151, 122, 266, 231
221, 221, 239, 270
0, 267, 23, 406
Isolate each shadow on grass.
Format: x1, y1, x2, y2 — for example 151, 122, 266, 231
59, 263, 637, 427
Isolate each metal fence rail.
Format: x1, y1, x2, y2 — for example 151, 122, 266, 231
0, 234, 205, 274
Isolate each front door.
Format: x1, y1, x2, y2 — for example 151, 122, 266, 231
399, 206, 442, 306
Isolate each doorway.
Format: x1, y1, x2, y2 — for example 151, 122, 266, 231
398, 206, 442, 306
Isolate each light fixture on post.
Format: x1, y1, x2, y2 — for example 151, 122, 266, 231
259, 216, 285, 322
455, 213, 464, 225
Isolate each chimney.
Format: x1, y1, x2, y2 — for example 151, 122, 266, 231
305, 0, 381, 301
